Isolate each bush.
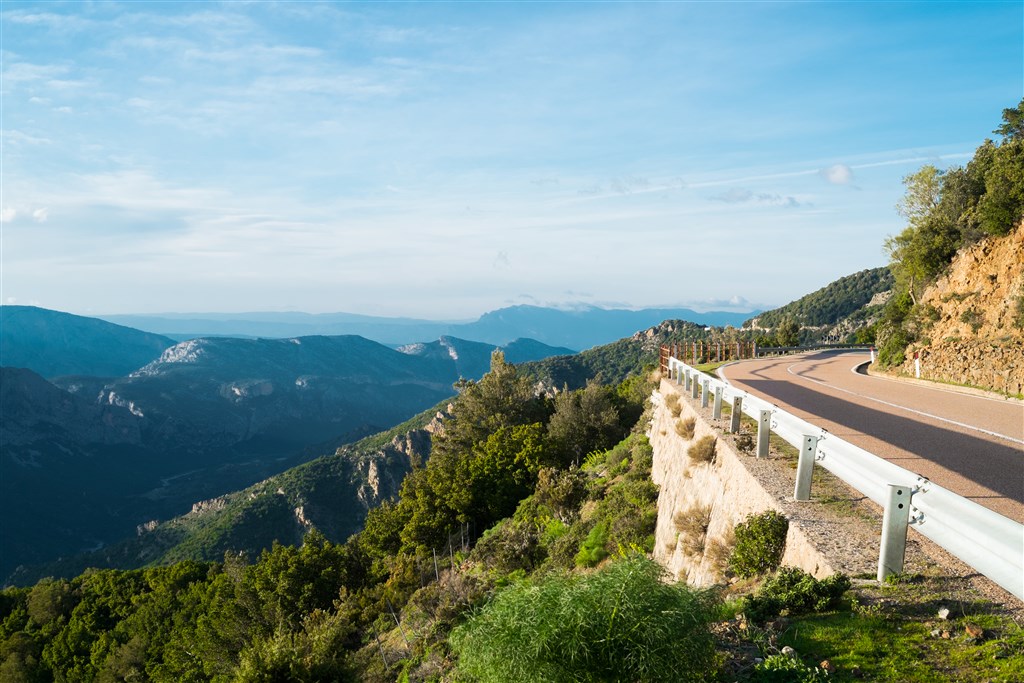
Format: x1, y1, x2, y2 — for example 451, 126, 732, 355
743, 566, 851, 623
450, 555, 720, 683
753, 654, 832, 682
728, 511, 788, 578
575, 522, 609, 568
687, 436, 717, 464
675, 417, 696, 440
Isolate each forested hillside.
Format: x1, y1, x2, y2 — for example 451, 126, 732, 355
745, 267, 893, 342
0, 352, 665, 680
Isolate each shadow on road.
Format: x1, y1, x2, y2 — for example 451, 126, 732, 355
737, 378, 1024, 508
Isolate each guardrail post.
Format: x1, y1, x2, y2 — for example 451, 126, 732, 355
701, 379, 710, 408
794, 435, 818, 500
757, 410, 771, 458
877, 484, 912, 582
713, 386, 723, 419
729, 396, 742, 433
674, 362, 682, 385
684, 370, 691, 392
691, 373, 699, 398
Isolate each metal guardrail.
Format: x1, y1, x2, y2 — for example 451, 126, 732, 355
666, 356, 1024, 600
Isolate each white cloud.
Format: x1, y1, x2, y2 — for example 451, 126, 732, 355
32, 208, 49, 223
0, 208, 16, 223
820, 164, 854, 185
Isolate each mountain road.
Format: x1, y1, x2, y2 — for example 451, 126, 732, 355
720, 351, 1024, 523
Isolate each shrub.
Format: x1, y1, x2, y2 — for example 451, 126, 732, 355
575, 522, 609, 568
734, 433, 754, 453
742, 566, 851, 623
960, 308, 984, 333
450, 555, 720, 683
1014, 294, 1024, 330
675, 417, 696, 440
753, 654, 832, 682
728, 511, 788, 578
687, 436, 717, 464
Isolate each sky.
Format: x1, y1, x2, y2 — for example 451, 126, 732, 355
1, 1, 1021, 319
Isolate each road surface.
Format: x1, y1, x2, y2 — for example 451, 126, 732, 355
721, 350, 1024, 523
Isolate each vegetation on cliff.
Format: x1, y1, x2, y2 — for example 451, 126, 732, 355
877, 99, 1024, 368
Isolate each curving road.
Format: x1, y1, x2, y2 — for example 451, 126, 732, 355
721, 350, 1024, 523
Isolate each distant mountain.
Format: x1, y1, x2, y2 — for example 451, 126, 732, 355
397, 336, 575, 381
0, 306, 175, 378
0, 330, 572, 579
100, 305, 756, 349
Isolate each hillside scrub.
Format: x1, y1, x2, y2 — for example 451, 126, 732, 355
0, 351, 658, 681
878, 99, 1024, 367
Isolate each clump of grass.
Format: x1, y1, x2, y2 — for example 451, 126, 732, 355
673, 503, 713, 556
675, 416, 696, 440
665, 393, 683, 418
688, 435, 717, 464
449, 555, 720, 683
705, 527, 736, 577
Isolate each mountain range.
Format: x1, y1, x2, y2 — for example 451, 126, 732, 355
0, 309, 573, 580
97, 304, 756, 348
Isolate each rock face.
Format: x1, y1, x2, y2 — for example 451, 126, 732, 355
902, 225, 1024, 396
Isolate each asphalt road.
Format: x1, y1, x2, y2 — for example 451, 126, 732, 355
721, 350, 1024, 523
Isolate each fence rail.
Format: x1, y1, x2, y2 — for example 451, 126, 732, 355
664, 350, 1023, 600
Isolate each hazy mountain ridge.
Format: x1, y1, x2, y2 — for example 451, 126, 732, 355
0, 306, 175, 379
99, 304, 756, 348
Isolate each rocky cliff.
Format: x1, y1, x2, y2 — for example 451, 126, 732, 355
901, 224, 1024, 396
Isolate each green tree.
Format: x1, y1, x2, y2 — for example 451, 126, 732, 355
547, 382, 623, 466
774, 318, 800, 347
994, 97, 1024, 141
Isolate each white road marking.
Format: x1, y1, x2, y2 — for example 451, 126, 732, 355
782, 358, 1024, 447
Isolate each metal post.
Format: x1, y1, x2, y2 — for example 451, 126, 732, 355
757, 410, 771, 457
684, 369, 691, 392
674, 361, 682, 385
877, 484, 913, 581
691, 373, 699, 398
794, 435, 818, 501
713, 386, 723, 419
729, 396, 742, 433
701, 379, 710, 408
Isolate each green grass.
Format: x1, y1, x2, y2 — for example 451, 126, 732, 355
773, 607, 1024, 682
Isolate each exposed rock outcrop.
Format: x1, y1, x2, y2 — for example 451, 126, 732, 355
901, 225, 1024, 396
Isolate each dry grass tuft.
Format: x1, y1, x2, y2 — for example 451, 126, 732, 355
673, 503, 713, 556
675, 416, 696, 440
688, 435, 717, 464
705, 526, 736, 577
665, 393, 682, 418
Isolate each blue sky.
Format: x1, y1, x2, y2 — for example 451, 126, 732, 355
2, 1, 1021, 318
